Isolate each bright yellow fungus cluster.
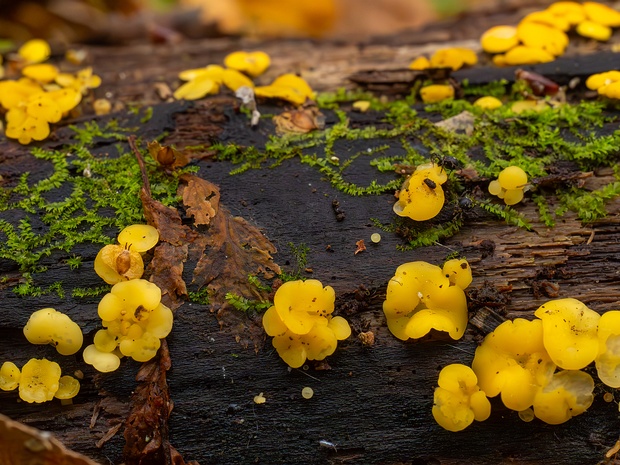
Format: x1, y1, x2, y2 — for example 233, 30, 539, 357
419, 84, 455, 104
262, 279, 351, 368
0, 359, 80, 404
488, 165, 528, 205
383, 258, 472, 341
586, 70, 620, 99
0, 39, 101, 144
481, 2, 620, 66
409, 47, 478, 72
393, 162, 448, 221
433, 364, 491, 432
94, 224, 159, 285
175, 50, 314, 106
83, 279, 173, 372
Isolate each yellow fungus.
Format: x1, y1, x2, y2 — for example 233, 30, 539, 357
383, 260, 468, 341
352, 100, 371, 112
516, 22, 568, 57
518, 407, 535, 422
94, 244, 144, 284
534, 298, 600, 370
83, 344, 121, 373
54, 375, 80, 400
117, 224, 159, 253
178, 64, 225, 82
472, 319, 556, 412
547, 2, 586, 26
576, 20, 612, 41
18, 39, 51, 64
46, 88, 82, 113
370, 233, 381, 243
442, 258, 473, 290
488, 166, 528, 205
429, 48, 478, 71
503, 45, 555, 66
473, 96, 502, 110
5, 114, 50, 145
222, 68, 254, 91
595, 311, 620, 388
521, 10, 571, 31
393, 163, 447, 221
420, 84, 454, 104
586, 71, 620, 90
22, 64, 59, 84
254, 392, 266, 404
174, 75, 219, 101
409, 56, 430, 70
532, 370, 594, 424
510, 100, 550, 113
254, 73, 315, 106
432, 364, 491, 432
19, 358, 61, 403
23, 308, 83, 356
94, 98, 112, 115
582, 1, 620, 27
480, 25, 519, 54
26, 94, 62, 123
301, 387, 314, 399
0, 362, 21, 391
273, 280, 335, 335
224, 51, 271, 77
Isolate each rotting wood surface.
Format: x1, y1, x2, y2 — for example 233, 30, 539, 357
2, 17, 620, 465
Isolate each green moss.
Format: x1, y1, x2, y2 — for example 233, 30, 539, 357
188, 287, 210, 305
224, 292, 271, 314
72, 285, 110, 298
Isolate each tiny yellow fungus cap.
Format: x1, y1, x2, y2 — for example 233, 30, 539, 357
409, 56, 430, 70
22, 64, 59, 84
576, 20, 612, 41
254, 73, 315, 106
532, 370, 594, 424
510, 99, 550, 113
393, 163, 447, 221
429, 48, 478, 71
222, 68, 255, 91
224, 51, 271, 77
595, 311, 620, 388
83, 344, 121, 373
94, 244, 144, 284
0, 362, 21, 391
534, 298, 600, 370
178, 64, 225, 83
19, 358, 61, 403
442, 258, 472, 290
174, 75, 219, 101
23, 308, 84, 356
94, 329, 118, 353
117, 224, 159, 253
498, 166, 527, 190
420, 84, 454, 104
54, 375, 80, 400
273, 279, 335, 335
547, 2, 586, 26
432, 364, 491, 432
301, 386, 314, 399
472, 318, 556, 411
18, 39, 51, 64
352, 100, 371, 112
582, 1, 620, 27
473, 96, 502, 110
480, 25, 519, 54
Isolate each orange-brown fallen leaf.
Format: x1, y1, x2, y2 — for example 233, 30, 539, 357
179, 173, 217, 225
354, 239, 366, 255
0, 413, 99, 465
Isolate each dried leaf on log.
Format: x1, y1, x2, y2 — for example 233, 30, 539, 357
0, 413, 99, 465
179, 174, 218, 226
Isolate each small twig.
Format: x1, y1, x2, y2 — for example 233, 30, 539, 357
128, 135, 152, 198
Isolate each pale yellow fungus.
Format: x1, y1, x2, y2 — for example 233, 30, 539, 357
0, 362, 21, 391
93, 98, 112, 115
117, 224, 159, 253
254, 392, 266, 404
532, 370, 594, 424
352, 100, 371, 112
370, 233, 381, 243
94, 244, 144, 284
83, 344, 121, 373
54, 375, 80, 400
23, 308, 83, 356
19, 358, 61, 403
595, 311, 620, 388
302, 387, 314, 399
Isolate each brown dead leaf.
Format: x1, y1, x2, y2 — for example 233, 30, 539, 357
0, 413, 99, 465
148, 242, 189, 309
354, 239, 366, 255
179, 174, 218, 226
147, 140, 190, 169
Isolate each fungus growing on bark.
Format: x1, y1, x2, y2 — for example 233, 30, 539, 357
419, 84, 455, 104
254, 73, 315, 105
393, 163, 448, 221
83, 344, 121, 373
432, 364, 491, 432
224, 51, 271, 77
532, 370, 594, 424
595, 311, 620, 387
0, 362, 21, 391
23, 308, 83, 356
473, 96, 503, 110
480, 25, 519, 53
54, 375, 81, 403
19, 358, 61, 404
488, 166, 528, 205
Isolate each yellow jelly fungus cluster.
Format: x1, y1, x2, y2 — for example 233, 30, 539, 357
409, 47, 478, 72
0, 39, 101, 144
174, 50, 314, 106
23, 308, 83, 356
432, 364, 491, 432
0, 359, 80, 404
586, 70, 620, 99
83, 279, 173, 372
481, 2, 620, 66
383, 258, 472, 342
262, 279, 351, 368
488, 165, 528, 205
94, 224, 159, 285
393, 163, 448, 221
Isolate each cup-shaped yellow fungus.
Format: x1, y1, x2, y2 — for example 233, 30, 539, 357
595, 311, 620, 387
432, 364, 491, 432
117, 224, 159, 253
576, 20, 612, 41
582, 1, 620, 27
178, 64, 225, 83
472, 319, 556, 412
547, 2, 585, 26
23, 308, 83, 356
488, 166, 528, 205
83, 344, 121, 373
263, 280, 350, 368
173, 75, 219, 101
19, 358, 61, 403
0, 362, 21, 391
273, 279, 335, 335
442, 258, 473, 290
420, 84, 455, 104
224, 51, 271, 77
94, 244, 144, 284
429, 48, 478, 71
409, 56, 430, 70
517, 21, 568, 57
18, 39, 51, 64
254, 73, 315, 106
534, 298, 600, 370
480, 25, 519, 54
521, 10, 571, 31
54, 375, 80, 400
393, 163, 448, 221
383, 260, 469, 341
532, 370, 594, 424
473, 96, 503, 110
